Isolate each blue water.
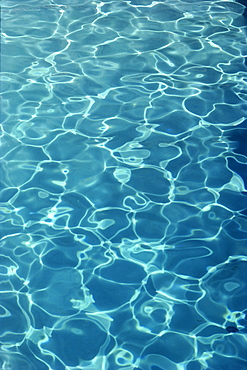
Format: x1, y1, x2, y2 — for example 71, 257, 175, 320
1, 0, 247, 369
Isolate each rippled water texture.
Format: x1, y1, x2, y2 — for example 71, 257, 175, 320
1, 0, 247, 369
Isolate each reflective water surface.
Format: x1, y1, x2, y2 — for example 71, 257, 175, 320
1, 0, 247, 369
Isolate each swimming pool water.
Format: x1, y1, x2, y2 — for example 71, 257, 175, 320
1, 0, 247, 369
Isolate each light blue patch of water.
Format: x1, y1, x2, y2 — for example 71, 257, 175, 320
1, 0, 247, 369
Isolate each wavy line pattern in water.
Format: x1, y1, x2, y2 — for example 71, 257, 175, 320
1, 0, 247, 369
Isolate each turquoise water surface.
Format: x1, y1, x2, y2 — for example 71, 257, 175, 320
1, 0, 247, 369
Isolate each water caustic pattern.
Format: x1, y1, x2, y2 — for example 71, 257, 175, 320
1, 0, 247, 369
